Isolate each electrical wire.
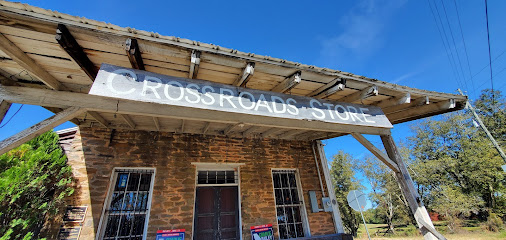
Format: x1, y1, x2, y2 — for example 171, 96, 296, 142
452, 0, 477, 99
484, 0, 494, 104
0, 104, 24, 128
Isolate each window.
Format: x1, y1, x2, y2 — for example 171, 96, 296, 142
99, 169, 155, 240
197, 170, 237, 185
272, 170, 308, 239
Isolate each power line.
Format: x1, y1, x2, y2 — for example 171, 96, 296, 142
0, 104, 24, 128
440, 0, 469, 92
484, 0, 494, 104
452, 0, 476, 98
427, 0, 466, 92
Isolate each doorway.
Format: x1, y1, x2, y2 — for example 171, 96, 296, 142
194, 186, 240, 240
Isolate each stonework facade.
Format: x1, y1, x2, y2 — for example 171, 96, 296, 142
60, 126, 336, 239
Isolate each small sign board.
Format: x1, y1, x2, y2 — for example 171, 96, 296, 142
63, 206, 88, 222
251, 224, 273, 240
156, 229, 185, 240
58, 226, 81, 240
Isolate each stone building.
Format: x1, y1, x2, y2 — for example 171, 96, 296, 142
0, 1, 465, 239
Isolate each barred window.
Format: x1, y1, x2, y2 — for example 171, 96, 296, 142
100, 169, 155, 240
272, 170, 307, 239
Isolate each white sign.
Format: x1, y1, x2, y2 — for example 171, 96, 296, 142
347, 190, 367, 212
89, 64, 392, 129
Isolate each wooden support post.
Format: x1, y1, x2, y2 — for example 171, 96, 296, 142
125, 38, 145, 70
0, 107, 84, 155
271, 71, 301, 93
351, 133, 400, 172
315, 140, 345, 233
0, 33, 62, 90
338, 85, 378, 103
189, 50, 201, 79
153, 117, 160, 131
120, 114, 136, 129
0, 99, 11, 124
233, 62, 255, 87
308, 78, 346, 98
380, 134, 444, 240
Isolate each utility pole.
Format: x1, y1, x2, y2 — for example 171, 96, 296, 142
458, 89, 506, 172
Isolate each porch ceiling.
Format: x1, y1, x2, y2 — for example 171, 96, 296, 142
0, 1, 467, 140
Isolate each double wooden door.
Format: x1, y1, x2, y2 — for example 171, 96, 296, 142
194, 186, 240, 240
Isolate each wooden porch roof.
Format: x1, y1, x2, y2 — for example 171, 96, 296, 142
0, 1, 467, 140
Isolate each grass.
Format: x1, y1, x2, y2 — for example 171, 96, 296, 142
354, 221, 506, 240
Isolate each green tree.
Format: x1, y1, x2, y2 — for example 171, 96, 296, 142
408, 89, 505, 228
330, 150, 363, 236
359, 156, 411, 234
474, 89, 506, 145
0, 131, 74, 240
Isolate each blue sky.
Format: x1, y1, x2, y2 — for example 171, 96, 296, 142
1, 0, 506, 208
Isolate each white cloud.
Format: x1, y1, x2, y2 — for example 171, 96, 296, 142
319, 0, 406, 65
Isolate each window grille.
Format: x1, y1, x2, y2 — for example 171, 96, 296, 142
101, 169, 154, 240
197, 170, 237, 185
272, 170, 305, 239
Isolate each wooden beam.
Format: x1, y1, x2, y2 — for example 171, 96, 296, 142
0, 33, 62, 90
0, 85, 391, 136
189, 50, 201, 79
381, 134, 441, 240
56, 24, 98, 80
277, 129, 301, 139
261, 128, 285, 138
125, 38, 145, 70
338, 85, 378, 103
271, 71, 301, 93
315, 141, 346, 233
153, 117, 160, 131
0, 99, 11, 124
351, 133, 399, 172
223, 123, 241, 135
383, 96, 429, 114
376, 93, 411, 109
121, 114, 136, 129
43, 107, 80, 125
387, 99, 458, 124
180, 119, 185, 132
242, 126, 258, 137
202, 122, 211, 134
87, 111, 109, 128
233, 62, 255, 87
0, 107, 84, 155
308, 78, 346, 98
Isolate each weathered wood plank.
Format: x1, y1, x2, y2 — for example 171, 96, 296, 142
87, 111, 109, 128
120, 114, 136, 129
0, 107, 84, 155
125, 38, 145, 70
315, 141, 345, 233
0, 84, 392, 136
153, 116, 160, 131
189, 50, 200, 79
271, 71, 301, 93
308, 78, 345, 98
202, 121, 211, 134
338, 85, 378, 103
0, 98, 11, 124
233, 62, 255, 87
381, 134, 441, 240
351, 133, 399, 172
0, 33, 62, 90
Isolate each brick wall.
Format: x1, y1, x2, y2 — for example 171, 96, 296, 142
61, 126, 336, 239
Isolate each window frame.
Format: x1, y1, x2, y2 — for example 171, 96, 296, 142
271, 168, 311, 239
96, 167, 156, 240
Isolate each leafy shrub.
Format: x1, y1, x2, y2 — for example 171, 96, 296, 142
483, 213, 504, 232
0, 131, 74, 239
